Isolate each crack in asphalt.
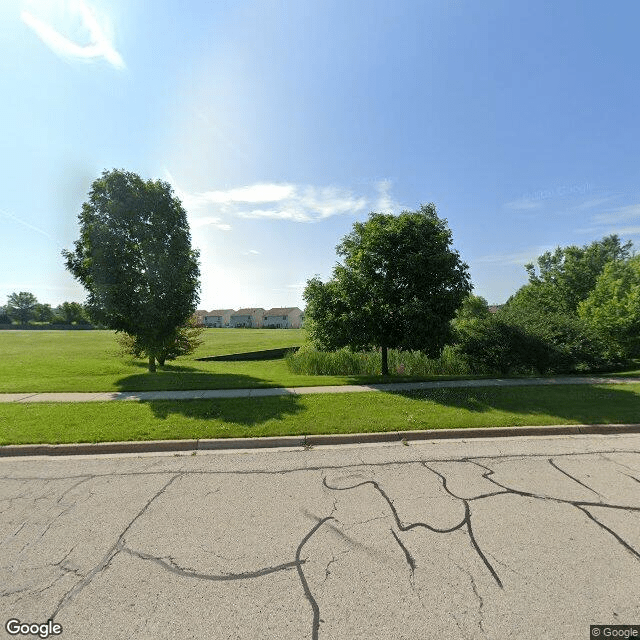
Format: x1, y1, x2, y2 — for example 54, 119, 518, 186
548, 458, 603, 498
326, 471, 504, 588
295, 516, 335, 640
49, 473, 182, 621
465, 460, 640, 562
121, 546, 304, 581
454, 560, 486, 638
575, 506, 640, 561
390, 527, 416, 578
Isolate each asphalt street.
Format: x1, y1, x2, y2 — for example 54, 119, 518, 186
1, 433, 639, 639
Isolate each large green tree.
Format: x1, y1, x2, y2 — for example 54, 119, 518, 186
63, 169, 201, 371
6, 291, 38, 325
304, 204, 471, 375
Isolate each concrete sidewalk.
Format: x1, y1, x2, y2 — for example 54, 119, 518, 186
2, 375, 639, 403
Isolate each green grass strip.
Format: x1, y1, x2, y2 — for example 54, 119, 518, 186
1, 384, 638, 446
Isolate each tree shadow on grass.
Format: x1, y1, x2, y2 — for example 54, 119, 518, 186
115, 369, 304, 431
139, 394, 304, 432
115, 369, 276, 392
385, 383, 640, 425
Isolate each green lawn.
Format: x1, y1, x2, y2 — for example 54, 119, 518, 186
1, 384, 638, 445
0, 328, 491, 393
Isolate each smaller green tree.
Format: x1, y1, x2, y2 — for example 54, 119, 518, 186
578, 255, 640, 361
452, 294, 491, 338
6, 291, 38, 325
523, 234, 633, 312
60, 301, 89, 324
456, 316, 557, 375
33, 303, 54, 323
116, 317, 204, 366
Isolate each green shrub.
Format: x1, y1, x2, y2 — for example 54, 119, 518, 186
456, 313, 611, 375
456, 318, 556, 375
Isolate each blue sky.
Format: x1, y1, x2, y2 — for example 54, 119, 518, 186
2, 0, 639, 311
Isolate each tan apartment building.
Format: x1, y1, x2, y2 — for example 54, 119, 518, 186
262, 307, 304, 328
229, 308, 265, 328
203, 309, 234, 327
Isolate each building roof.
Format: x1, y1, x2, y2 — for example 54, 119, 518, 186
232, 308, 265, 315
206, 309, 235, 316
264, 307, 302, 316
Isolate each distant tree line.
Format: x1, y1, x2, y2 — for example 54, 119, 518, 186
0, 292, 93, 326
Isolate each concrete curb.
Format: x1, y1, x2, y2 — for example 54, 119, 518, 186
1, 424, 639, 458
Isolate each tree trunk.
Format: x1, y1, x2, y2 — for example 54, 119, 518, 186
148, 354, 156, 372
381, 344, 389, 376
157, 355, 166, 367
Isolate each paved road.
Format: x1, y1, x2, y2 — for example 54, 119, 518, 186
2, 375, 640, 403
1, 434, 639, 639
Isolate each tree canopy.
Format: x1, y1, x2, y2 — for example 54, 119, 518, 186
515, 234, 633, 314
578, 255, 640, 360
63, 169, 201, 371
6, 291, 38, 324
304, 204, 471, 374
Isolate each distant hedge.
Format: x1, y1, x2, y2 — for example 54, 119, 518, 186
0, 324, 97, 330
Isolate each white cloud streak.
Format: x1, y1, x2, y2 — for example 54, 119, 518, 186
171, 176, 382, 226
21, 0, 125, 69
189, 216, 232, 231
375, 179, 402, 213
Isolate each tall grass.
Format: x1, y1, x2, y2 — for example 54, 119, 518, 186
285, 345, 471, 376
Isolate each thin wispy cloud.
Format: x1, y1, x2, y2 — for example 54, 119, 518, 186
591, 204, 640, 225
169, 174, 381, 225
574, 195, 619, 210
475, 246, 553, 266
189, 215, 232, 231
612, 225, 640, 236
576, 202, 640, 237
0, 209, 64, 249
375, 179, 402, 213
21, 0, 125, 69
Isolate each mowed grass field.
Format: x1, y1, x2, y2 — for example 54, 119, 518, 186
0, 328, 348, 393
2, 384, 639, 445
0, 328, 497, 393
